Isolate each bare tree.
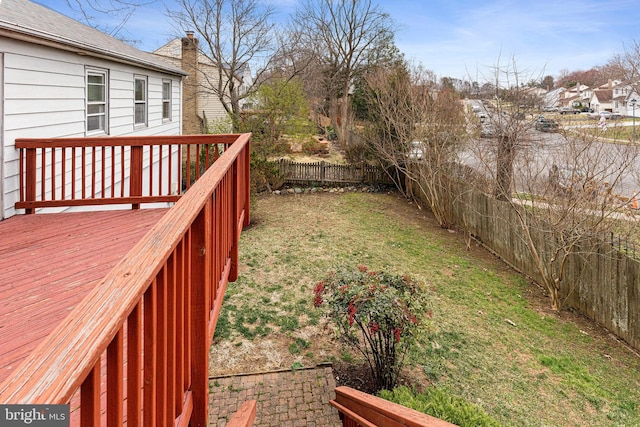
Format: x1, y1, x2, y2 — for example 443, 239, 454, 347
473, 56, 545, 201
467, 84, 639, 310
291, 0, 396, 144
63, 0, 151, 42
362, 62, 469, 228
606, 39, 640, 82
508, 131, 638, 310
266, 26, 331, 129
168, 0, 277, 126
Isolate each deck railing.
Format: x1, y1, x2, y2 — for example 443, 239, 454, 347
331, 386, 457, 427
16, 134, 242, 213
0, 133, 251, 427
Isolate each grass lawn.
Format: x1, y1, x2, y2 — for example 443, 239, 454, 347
210, 191, 640, 426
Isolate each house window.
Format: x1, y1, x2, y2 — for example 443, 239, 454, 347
134, 76, 147, 126
87, 69, 108, 133
162, 80, 171, 121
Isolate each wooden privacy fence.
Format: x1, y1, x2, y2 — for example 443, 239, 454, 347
448, 189, 640, 352
277, 159, 394, 186
1, 133, 251, 426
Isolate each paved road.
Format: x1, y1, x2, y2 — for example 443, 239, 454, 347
461, 127, 640, 198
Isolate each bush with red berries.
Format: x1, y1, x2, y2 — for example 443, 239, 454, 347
314, 265, 431, 391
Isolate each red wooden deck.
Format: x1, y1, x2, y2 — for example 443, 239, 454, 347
0, 208, 168, 384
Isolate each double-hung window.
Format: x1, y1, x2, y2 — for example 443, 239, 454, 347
134, 75, 147, 126
87, 69, 108, 134
162, 80, 172, 121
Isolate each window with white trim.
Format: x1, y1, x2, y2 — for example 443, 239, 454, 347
134, 75, 147, 126
87, 69, 108, 134
162, 80, 171, 121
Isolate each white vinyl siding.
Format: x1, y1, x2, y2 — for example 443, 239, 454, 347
134, 75, 147, 126
1, 38, 183, 219
196, 62, 228, 126
0, 53, 3, 219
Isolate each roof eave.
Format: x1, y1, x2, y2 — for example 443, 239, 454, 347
0, 24, 188, 77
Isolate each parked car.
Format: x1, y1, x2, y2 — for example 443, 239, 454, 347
408, 141, 426, 160
588, 111, 622, 120
559, 107, 580, 115
480, 123, 496, 138
535, 117, 559, 132
543, 106, 559, 112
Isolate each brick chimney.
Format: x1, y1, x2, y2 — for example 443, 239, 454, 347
182, 31, 204, 134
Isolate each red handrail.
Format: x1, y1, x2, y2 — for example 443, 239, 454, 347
16, 134, 242, 213
0, 133, 251, 427
331, 386, 458, 427
225, 400, 257, 427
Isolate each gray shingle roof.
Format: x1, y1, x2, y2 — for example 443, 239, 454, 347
0, 0, 186, 76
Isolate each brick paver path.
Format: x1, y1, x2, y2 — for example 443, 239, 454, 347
209, 365, 342, 426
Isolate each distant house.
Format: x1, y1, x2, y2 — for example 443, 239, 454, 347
154, 33, 235, 134
623, 86, 640, 117
559, 94, 580, 109
556, 83, 591, 109
609, 81, 640, 115
543, 87, 565, 108
0, 0, 187, 219
590, 89, 614, 113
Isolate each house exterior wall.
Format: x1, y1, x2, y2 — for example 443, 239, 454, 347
625, 91, 640, 117
196, 61, 230, 130
1, 37, 183, 219
154, 37, 229, 133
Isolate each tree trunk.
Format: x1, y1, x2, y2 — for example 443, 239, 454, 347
495, 135, 515, 201
337, 77, 352, 148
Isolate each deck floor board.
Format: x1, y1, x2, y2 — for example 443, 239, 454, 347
0, 209, 168, 384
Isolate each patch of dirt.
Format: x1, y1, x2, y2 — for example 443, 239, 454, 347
277, 137, 346, 164
332, 361, 427, 395
332, 362, 378, 395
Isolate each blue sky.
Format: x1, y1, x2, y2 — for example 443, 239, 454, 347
35, 0, 640, 82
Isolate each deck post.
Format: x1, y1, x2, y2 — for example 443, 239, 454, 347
244, 141, 251, 227
190, 199, 212, 427
130, 145, 143, 209
24, 148, 36, 214
230, 162, 239, 282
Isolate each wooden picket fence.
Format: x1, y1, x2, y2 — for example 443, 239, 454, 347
277, 159, 394, 186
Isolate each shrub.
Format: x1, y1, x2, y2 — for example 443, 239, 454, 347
250, 155, 284, 193
314, 265, 431, 391
325, 126, 338, 141
379, 386, 503, 427
301, 137, 329, 156
344, 141, 372, 164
